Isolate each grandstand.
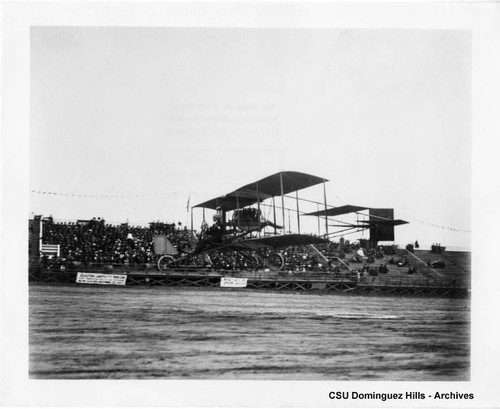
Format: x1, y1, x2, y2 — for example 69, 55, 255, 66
29, 215, 470, 292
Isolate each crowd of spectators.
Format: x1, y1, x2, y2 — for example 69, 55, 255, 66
36, 216, 409, 276
40, 217, 192, 267
206, 245, 336, 272
183, 240, 397, 274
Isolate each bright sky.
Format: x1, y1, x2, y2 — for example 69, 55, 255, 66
30, 27, 471, 249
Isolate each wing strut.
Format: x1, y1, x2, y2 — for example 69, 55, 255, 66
272, 197, 277, 236
236, 193, 240, 230
323, 180, 329, 237
317, 204, 321, 236
280, 173, 286, 234
256, 182, 261, 238
296, 191, 301, 234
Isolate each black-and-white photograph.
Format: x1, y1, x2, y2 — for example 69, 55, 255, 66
2, 1, 500, 407
28, 25, 471, 380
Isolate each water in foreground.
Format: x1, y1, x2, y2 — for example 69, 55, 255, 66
29, 283, 469, 380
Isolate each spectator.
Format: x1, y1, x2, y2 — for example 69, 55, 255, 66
40, 217, 192, 266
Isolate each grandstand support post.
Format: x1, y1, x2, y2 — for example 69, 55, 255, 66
296, 191, 301, 234
323, 179, 329, 237
280, 172, 286, 233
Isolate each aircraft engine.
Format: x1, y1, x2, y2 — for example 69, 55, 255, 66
232, 208, 262, 232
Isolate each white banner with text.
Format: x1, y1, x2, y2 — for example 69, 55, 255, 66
76, 272, 127, 285
220, 277, 248, 288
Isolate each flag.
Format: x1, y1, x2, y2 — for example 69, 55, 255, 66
186, 192, 191, 212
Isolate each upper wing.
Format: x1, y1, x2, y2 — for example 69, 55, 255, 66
193, 171, 327, 211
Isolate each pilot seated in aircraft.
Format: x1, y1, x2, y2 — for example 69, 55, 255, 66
192, 214, 224, 255
206, 214, 224, 240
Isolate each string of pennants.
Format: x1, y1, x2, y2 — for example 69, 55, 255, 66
30, 190, 149, 199
406, 218, 471, 233
32, 189, 470, 233
333, 195, 471, 234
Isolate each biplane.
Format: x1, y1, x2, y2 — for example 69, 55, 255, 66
155, 171, 408, 272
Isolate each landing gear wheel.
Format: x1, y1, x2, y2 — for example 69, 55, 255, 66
267, 253, 285, 271
157, 255, 176, 272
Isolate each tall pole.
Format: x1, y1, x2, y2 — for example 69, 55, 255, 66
323, 179, 329, 237
295, 191, 301, 234
39, 217, 43, 254
280, 173, 286, 234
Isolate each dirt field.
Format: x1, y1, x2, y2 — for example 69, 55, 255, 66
29, 283, 470, 380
